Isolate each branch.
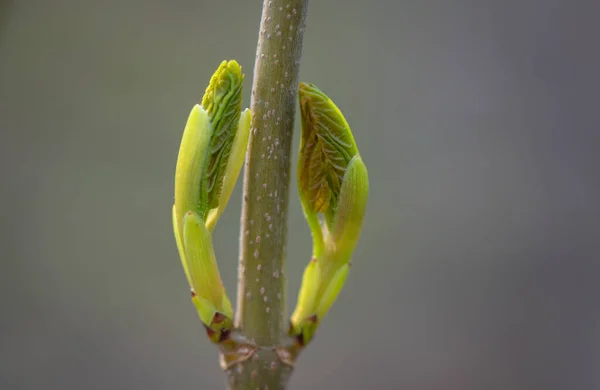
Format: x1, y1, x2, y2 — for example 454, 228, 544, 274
222, 1, 309, 389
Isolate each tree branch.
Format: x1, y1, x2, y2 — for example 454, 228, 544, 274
223, 1, 309, 389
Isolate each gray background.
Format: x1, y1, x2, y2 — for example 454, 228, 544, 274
1, 1, 599, 389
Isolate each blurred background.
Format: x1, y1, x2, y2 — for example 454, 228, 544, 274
1, 0, 599, 389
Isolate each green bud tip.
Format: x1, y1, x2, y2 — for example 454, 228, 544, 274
198, 60, 246, 223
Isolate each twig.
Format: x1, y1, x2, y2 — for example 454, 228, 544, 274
223, 1, 309, 389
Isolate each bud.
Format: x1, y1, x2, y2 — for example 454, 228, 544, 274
290, 83, 369, 346
172, 60, 250, 342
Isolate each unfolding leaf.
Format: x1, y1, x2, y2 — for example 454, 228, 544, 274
298, 82, 358, 228
201, 60, 245, 213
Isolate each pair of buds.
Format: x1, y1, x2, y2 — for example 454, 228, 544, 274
172, 60, 368, 346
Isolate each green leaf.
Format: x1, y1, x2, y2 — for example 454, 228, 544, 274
182, 210, 233, 342
174, 105, 212, 229
298, 82, 358, 228
328, 155, 369, 261
205, 108, 251, 232
201, 60, 245, 215
290, 257, 322, 337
